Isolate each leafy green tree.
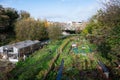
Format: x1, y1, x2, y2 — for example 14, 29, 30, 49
0, 5, 19, 32
97, 0, 120, 55
15, 18, 48, 40
4, 8, 19, 31
0, 5, 19, 46
48, 23, 62, 40
0, 5, 9, 30
84, 0, 120, 58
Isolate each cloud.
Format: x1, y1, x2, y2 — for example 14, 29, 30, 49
68, 2, 100, 21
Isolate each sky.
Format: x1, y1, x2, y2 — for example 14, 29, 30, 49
0, 0, 103, 22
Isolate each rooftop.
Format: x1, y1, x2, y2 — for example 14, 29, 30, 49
1, 40, 40, 50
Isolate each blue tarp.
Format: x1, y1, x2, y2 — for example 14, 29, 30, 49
56, 59, 64, 80
72, 48, 79, 54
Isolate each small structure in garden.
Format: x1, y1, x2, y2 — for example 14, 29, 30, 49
72, 43, 79, 54
71, 43, 88, 55
72, 43, 77, 48
82, 46, 86, 49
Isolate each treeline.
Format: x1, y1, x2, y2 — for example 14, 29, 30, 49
0, 5, 19, 32
15, 13, 48, 41
0, 5, 62, 46
0, 5, 19, 45
82, 0, 120, 60
15, 16, 62, 41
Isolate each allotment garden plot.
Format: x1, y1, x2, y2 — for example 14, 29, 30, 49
47, 37, 103, 80
9, 36, 116, 80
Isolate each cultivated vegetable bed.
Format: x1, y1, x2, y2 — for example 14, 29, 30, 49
46, 37, 101, 80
